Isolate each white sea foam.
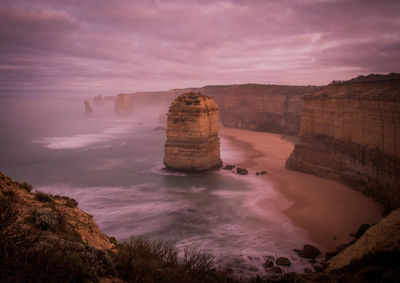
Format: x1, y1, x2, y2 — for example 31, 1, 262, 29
32, 125, 132, 149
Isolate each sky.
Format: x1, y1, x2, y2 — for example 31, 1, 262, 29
0, 0, 399, 96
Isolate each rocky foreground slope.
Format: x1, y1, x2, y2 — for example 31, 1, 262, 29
327, 208, 400, 272
1, 171, 399, 282
164, 92, 222, 171
286, 73, 400, 211
0, 172, 232, 283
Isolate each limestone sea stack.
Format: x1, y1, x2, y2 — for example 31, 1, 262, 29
114, 93, 133, 116
84, 100, 93, 113
164, 92, 222, 172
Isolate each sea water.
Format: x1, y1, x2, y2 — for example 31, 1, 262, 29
0, 95, 313, 276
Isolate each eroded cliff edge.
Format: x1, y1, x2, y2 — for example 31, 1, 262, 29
164, 92, 222, 172
112, 84, 318, 135
198, 84, 319, 135
114, 93, 133, 117
286, 74, 400, 211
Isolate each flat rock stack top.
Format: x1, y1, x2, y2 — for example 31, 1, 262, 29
164, 92, 222, 172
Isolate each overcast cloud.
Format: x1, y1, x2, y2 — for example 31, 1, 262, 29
1, 0, 399, 95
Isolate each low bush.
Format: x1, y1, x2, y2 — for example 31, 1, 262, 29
19, 182, 33, 192
35, 208, 58, 231
55, 195, 78, 208
35, 191, 53, 202
114, 237, 234, 283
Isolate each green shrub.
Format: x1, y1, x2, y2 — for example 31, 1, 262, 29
114, 237, 232, 283
19, 182, 33, 192
109, 236, 117, 245
35, 208, 58, 231
35, 191, 53, 202
55, 195, 78, 208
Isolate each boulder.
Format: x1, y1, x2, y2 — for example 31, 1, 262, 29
276, 257, 291, 266
294, 244, 321, 259
236, 168, 248, 175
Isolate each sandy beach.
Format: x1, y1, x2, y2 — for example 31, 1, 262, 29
220, 127, 383, 252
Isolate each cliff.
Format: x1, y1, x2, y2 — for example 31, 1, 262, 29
164, 92, 222, 172
197, 84, 318, 135
286, 73, 400, 211
327, 209, 400, 271
114, 93, 133, 117
0, 172, 114, 251
110, 84, 317, 135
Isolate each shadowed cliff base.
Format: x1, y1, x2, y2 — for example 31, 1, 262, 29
286, 73, 400, 212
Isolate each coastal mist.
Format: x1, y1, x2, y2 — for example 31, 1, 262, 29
0, 94, 314, 275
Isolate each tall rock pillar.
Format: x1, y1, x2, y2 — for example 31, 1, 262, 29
164, 92, 222, 172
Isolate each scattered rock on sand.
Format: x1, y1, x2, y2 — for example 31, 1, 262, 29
223, 164, 236, 170
294, 244, 321, 259
236, 168, 248, 175
276, 257, 291, 266
262, 260, 274, 269
269, 266, 283, 274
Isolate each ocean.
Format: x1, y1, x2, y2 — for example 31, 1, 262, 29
0, 94, 313, 276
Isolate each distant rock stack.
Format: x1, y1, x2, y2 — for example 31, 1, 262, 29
114, 93, 133, 117
164, 92, 222, 172
92, 95, 104, 106
84, 100, 93, 113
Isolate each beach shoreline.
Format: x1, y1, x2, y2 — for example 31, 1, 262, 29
220, 127, 383, 253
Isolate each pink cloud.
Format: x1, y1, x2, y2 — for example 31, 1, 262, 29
0, 0, 399, 95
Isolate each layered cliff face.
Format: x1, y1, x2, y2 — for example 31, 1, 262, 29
164, 92, 222, 172
114, 93, 133, 116
198, 84, 318, 135
287, 74, 400, 210
116, 84, 317, 135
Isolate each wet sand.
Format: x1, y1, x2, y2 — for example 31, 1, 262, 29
220, 127, 383, 252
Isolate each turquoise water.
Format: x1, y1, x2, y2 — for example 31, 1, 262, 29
0, 95, 312, 275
